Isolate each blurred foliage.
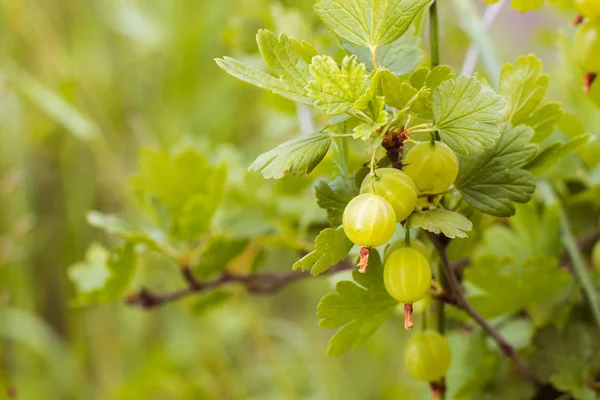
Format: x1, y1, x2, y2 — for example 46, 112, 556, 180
1, 0, 600, 399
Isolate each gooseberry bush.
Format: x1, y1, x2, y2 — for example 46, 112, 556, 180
68, 0, 600, 399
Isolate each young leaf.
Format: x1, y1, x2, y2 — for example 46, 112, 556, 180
317, 250, 398, 355
315, 178, 358, 227
314, 0, 430, 48
194, 236, 249, 278
433, 76, 506, 156
215, 30, 313, 104
520, 102, 563, 143
408, 209, 473, 239
249, 133, 332, 179
353, 82, 387, 139
293, 227, 353, 276
307, 55, 367, 114
499, 55, 549, 124
68, 243, 137, 305
376, 69, 430, 114
86, 211, 162, 249
410, 65, 455, 92
343, 26, 422, 75
257, 30, 312, 95
525, 134, 592, 174
456, 124, 537, 217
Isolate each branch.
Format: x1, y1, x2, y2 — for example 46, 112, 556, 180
125, 260, 356, 309
426, 231, 542, 389
126, 256, 464, 310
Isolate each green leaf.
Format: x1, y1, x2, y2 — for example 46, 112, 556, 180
314, 0, 430, 48
315, 178, 358, 227
376, 69, 430, 114
257, 30, 312, 96
433, 76, 506, 156
353, 82, 387, 139
68, 242, 137, 305
456, 123, 537, 217
499, 55, 549, 124
215, 30, 313, 104
194, 236, 249, 278
446, 332, 498, 400
293, 227, 353, 276
86, 211, 162, 249
342, 26, 422, 75
410, 65, 455, 92
483, 202, 562, 265
132, 148, 227, 239
317, 250, 398, 355
290, 38, 319, 63
464, 255, 571, 319
408, 209, 473, 239
520, 102, 563, 142
530, 324, 600, 398
307, 55, 367, 114
249, 133, 332, 179
525, 134, 592, 174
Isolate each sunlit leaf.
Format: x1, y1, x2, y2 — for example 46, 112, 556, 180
433, 76, 505, 156
317, 250, 397, 355
249, 133, 332, 179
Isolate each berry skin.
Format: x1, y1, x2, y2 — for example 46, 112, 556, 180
360, 168, 418, 222
384, 238, 428, 261
402, 141, 459, 194
404, 330, 452, 382
574, 22, 600, 73
592, 240, 600, 271
383, 247, 432, 303
342, 193, 396, 247
576, 0, 600, 21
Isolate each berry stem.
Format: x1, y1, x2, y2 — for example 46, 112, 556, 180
583, 72, 597, 94
358, 247, 370, 274
404, 303, 414, 330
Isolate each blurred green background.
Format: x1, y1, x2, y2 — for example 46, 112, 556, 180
0, 0, 597, 399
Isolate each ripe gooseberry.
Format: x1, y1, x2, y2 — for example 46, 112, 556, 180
360, 168, 418, 222
592, 240, 600, 271
383, 247, 432, 304
384, 238, 428, 261
574, 22, 600, 73
342, 193, 396, 248
576, 0, 600, 21
402, 141, 459, 194
404, 330, 452, 382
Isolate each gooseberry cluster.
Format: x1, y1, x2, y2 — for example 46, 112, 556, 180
574, 0, 600, 91
342, 140, 458, 322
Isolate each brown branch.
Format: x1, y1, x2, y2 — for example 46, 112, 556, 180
125, 260, 356, 309
126, 256, 463, 310
426, 231, 542, 389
